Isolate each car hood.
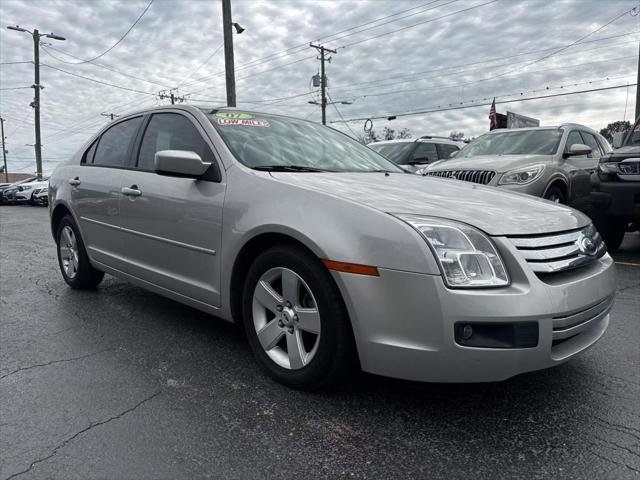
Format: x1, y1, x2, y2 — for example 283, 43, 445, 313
269, 172, 589, 236
426, 154, 551, 173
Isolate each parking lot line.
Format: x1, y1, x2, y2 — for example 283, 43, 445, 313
614, 261, 640, 267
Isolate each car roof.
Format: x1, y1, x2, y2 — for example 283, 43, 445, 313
487, 123, 596, 134
371, 137, 464, 146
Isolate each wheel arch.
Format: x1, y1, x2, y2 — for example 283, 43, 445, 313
50, 202, 73, 239
543, 177, 569, 201
229, 230, 328, 325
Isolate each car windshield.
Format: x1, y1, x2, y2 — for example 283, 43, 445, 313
458, 130, 563, 157
368, 143, 414, 164
207, 110, 403, 173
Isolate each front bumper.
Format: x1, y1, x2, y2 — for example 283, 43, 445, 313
591, 174, 640, 222
332, 238, 616, 383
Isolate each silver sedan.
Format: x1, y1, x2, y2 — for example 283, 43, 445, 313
49, 106, 616, 389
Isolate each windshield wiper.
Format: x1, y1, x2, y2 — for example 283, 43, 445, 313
252, 165, 334, 172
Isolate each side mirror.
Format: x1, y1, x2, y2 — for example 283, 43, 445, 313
154, 150, 211, 178
449, 150, 459, 158
612, 131, 628, 149
565, 143, 592, 157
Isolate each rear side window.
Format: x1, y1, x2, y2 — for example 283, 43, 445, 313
93, 116, 143, 168
137, 113, 215, 172
82, 140, 98, 164
437, 143, 459, 160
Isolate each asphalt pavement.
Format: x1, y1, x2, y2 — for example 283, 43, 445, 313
1, 205, 639, 480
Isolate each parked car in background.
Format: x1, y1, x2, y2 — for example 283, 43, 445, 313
369, 136, 465, 173
13, 178, 49, 205
422, 125, 610, 209
590, 116, 640, 251
49, 105, 615, 390
32, 185, 49, 206
0, 176, 38, 204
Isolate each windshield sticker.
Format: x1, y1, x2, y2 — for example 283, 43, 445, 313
217, 118, 270, 127
215, 112, 255, 120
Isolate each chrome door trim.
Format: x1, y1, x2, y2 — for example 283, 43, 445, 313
81, 216, 217, 256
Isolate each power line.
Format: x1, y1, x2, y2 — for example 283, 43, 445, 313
0, 86, 32, 91
40, 63, 156, 96
328, 91, 359, 138
175, 42, 224, 88
494, 5, 640, 78
333, 83, 638, 123
39, 44, 171, 88
0, 61, 32, 65
58, 0, 155, 64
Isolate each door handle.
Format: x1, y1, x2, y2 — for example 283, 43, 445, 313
121, 185, 142, 197
68, 177, 81, 187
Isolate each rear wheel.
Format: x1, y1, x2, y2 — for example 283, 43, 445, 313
544, 185, 566, 204
56, 215, 104, 289
242, 244, 356, 389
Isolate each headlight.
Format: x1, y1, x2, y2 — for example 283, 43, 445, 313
393, 214, 510, 288
19, 185, 32, 191
498, 165, 544, 185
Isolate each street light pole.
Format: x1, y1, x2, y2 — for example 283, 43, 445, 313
7, 25, 65, 180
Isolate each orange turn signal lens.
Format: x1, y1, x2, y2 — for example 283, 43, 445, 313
322, 259, 380, 277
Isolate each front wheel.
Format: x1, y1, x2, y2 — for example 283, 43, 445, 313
56, 215, 104, 289
544, 185, 566, 204
598, 219, 627, 253
242, 245, 356, 389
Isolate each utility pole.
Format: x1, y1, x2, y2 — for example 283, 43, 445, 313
7, 26, 65, 180
310, 43, 337, 125
636, 40, 639, 120
222, 0, 237, 107
158, 90, 185, 104
0, 117, 8, 182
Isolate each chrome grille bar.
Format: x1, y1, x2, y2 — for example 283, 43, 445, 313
423, 170, 496, 185
508, 225, 606, 274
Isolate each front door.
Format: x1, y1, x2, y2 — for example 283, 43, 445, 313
117, 111, 225, 307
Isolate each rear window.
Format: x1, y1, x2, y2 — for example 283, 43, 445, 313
93, 116, 143, 168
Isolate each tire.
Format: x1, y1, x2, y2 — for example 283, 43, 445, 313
598, 219, 626, 253
56, 214, 104, 289
29, 193, 36, 206
241, 244, 356, 390
544, 185, 566, 204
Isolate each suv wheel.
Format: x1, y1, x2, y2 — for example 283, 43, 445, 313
56, 215, 104, 289
242, 245, 356, 389
544, 185, 566, 204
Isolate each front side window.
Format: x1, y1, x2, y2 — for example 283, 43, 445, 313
437, 143, 460, 160
208, 110, 403, 173
138, 113, 215, 171
93, 116, 143, 168
565, 131, 587, 158
579, 132, 602, 158
412, 143, 438, 163
459, 130, 563, 157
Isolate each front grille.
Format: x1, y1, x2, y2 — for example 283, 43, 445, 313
508, 224, 606, 274
551, 295, 614, 348
423, 169, 496, 185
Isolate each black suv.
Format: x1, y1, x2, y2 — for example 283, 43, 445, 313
591, 116, 640, 251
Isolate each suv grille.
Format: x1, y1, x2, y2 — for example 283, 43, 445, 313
423, 170, 496, 185
508, 225, 606, 274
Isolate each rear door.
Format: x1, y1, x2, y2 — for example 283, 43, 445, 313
436, 143, 460, 160
70, 116, 143, 271
117, 111, 225, 307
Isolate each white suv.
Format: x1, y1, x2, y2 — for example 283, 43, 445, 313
369, 136, 466, 173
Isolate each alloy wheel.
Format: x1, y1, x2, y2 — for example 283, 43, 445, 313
59, 225, 79, 279
252, 267, 321, 369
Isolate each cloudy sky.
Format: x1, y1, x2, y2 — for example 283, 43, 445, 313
0, 0, 638, 174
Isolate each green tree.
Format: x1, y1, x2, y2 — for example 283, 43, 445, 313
397, 128, 412, 139
449, 131, 465, 141
600, 120, 631, 143
383, 127, 396, 140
